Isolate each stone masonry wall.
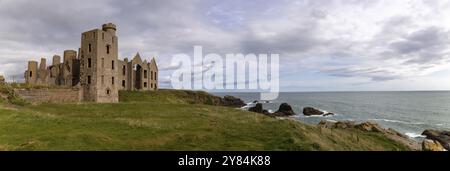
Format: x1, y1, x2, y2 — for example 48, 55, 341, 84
15, 88, 81, 104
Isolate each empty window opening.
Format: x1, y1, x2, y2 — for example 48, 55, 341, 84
107, 89, 110, 95
29, 71, 33, 77
144, 82, 147, 88
151, 71, 153, 80
122, 65, 126, 75
112, 77, 115, 85
88, 58, 92, 68
106, 45, 110, 54
112, 60, 115, 70
87, 76, 91, 84
89, 44, 92, 52
122, 80, 125, 87
144, 70, 148, 79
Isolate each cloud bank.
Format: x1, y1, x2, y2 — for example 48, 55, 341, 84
0, 0, 450, 91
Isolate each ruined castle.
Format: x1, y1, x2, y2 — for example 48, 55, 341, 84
24, 23, 158, 103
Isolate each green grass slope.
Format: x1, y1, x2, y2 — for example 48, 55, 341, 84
0, 89, 411, 151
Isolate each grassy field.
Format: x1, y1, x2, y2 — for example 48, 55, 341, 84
0, 89, 411, 151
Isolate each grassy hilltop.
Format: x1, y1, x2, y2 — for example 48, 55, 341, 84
0, 87, 411, 151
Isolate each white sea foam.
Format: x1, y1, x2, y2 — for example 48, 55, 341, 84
405, 132, 426, 139
303, 113, 336, 118
369, 119, 424, 125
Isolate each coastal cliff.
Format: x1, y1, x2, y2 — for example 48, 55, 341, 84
0, 86, 414, 151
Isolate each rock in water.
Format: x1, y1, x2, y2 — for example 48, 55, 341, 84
272, 103, 296, 116
249, 103, 263, 113
422, 139, 446, 151
422, 130, 450, 151
221, 96, 246, 107
303, 107, 324, 116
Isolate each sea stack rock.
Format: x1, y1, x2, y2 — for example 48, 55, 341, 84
249, 103, 263, 113
273, 103, 296, 116
421, 130, 450, 151
303, 107, 334, 116
303, 107, 324, 116
221, 96, 246, 107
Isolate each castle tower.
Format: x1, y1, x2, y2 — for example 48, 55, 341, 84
63, 50, 78, 86
52, 55, 61, 66
38, 58, 47, 85
25, 61, 38, 84
149, 57, 159, 91
80, 23, 119, 103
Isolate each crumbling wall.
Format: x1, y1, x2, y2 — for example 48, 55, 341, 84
15, 88, 81, 104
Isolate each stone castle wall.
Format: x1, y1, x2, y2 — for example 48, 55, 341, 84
23, 23, 158, 103
15, 88, 81, 104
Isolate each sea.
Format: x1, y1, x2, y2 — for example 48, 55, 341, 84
213, 91, 450, 141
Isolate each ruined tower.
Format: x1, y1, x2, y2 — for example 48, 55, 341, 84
79, 23, 119, 103
63, 50, 79, 86
25, 61, 38, 84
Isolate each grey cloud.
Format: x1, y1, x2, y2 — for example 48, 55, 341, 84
1, 0, 450, 89
322, 67, 402, 81
389, 27, 449, 54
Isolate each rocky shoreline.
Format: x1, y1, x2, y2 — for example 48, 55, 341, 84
225, 96, 449, 151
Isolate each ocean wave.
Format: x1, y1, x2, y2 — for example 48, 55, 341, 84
405, 132, 426, 139
303, 113, 337, 118
369, 119, 424, 125
240, 102, 256, 109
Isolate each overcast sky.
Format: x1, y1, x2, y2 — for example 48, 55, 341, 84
1, 0, 450, 91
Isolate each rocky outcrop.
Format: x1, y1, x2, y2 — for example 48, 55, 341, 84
318, 120, 355, 129
318, 120, 385, 131
249, 103, 263, 113
354, 122, 384, 133
303, 107, 334, 116
318, 120, 420, 150
422, 139, 446, 151
247, 102, 297, 117
421, 130, 450, 151
272, 103, 296, 116
221, 95, 246, 107
303, 107, 323, 116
